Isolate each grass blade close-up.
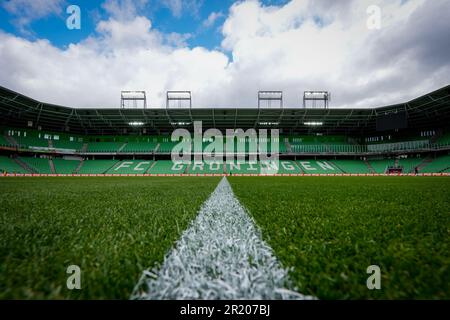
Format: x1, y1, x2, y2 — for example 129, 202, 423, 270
0, 177, 220, 299
229, 176, 450, 299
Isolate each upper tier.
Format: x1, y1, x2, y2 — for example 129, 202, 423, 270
2, 128, 450, 155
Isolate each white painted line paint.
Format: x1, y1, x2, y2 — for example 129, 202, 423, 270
131, 177, 315, 300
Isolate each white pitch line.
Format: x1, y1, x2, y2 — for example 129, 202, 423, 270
131, 177, 315, 300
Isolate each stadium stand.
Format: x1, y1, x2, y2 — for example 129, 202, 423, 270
0, 85, 449, 176
296, 160, 341, 174
77, 160, 118, 174
157, 142, 177, 153
188, 161, 224, 174
53, 140, 83, 151
52, 158, 81, 174
436, 133, 450, 146
273, 160, 303, 174
16, 136, 49, 149
107, 160, 154, 174
1, 155, 449, 175
19, 157, 52, 174
289, 136, 363, 153
420, 155, 450, 173
227, 162, 260, 174
148, 160, 187, 174
330, 160, 371, 174
368, 159, 396, 174
120, 142, 158, 153
0, 156, 28, 174
0, 135, 12, 147
367, 140, 429, 153
87, 142, 125, 153
397, 157, 424, 173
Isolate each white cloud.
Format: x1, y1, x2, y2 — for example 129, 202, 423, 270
220, 0, 450, 108
102, 0, 149, 21
203, 12, 224, 28
0, 0, 449, 109
161, 0, 204, 18
0, 15, 229, 108
2, 0, 64, 32
165, 32, 193, 48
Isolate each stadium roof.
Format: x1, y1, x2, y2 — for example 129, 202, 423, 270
0, 85, 449, 135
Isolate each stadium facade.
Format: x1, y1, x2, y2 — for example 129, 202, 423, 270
0, 85, 449, 176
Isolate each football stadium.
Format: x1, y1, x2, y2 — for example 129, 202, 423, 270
0, 0, 449, 307
1, 85, 449, 300
1, 86, 450, 177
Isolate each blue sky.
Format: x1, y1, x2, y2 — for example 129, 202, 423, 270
0, 0, 448, 109
0, 0, 288, 50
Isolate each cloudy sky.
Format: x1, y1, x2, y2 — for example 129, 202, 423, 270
0, 0, 449, 108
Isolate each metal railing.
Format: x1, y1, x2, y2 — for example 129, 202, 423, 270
290, 140, 450, 154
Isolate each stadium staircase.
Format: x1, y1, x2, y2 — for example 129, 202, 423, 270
417, 156, 433, 172
77, 160, 119, 174
416, 156, 433, 172
117, 143, 127, 152
48, 140, 54, 148
0, 156, 29, 173
4, 135, 18, 147
74, 159, 84, 174
419, 155, 450, 173
145, 161, 157, 173
81, 143, 88, 153
364, 159, 376, 174
330, 161, 346, 173
13, 157, 35, 173
293, 161, 304, 173
184, 162, 191, 174
430, 131, 442, 144
19, 157, 53, 174
104, 160, 119, 174
154, 143, 161, 153
285, 138, 293, 153
330, 160, 371, 174
49, 158, 56, 174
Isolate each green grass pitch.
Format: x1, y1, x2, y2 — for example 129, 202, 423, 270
229, 176, 450, 299
0, 177, 220, 299
1, 176, 449, 299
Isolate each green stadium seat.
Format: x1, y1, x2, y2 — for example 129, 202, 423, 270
188, 161, 224, 174
368, 159, 396, 174
53, 140, 83, 151
15, 136, 50, 149
274, 160, 303, 174
77, 160, 119, 174
0, 135, 13, 147
157, 142, 179, 153
330, 160, 371, 174
0, 156, 29, 174
53, 158, 81, 174
107, 160, 153, 174
367, 140, 429, 152
436, 133, 450, 146
296, 160, 341, 174
20, 157, 52, 174
148, 160, 188, 174
87, 142, 124, 153
120, 142, 158, 153
226, 161, 260, 174
397, 157, 423, 173
420, 155, 450, 173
